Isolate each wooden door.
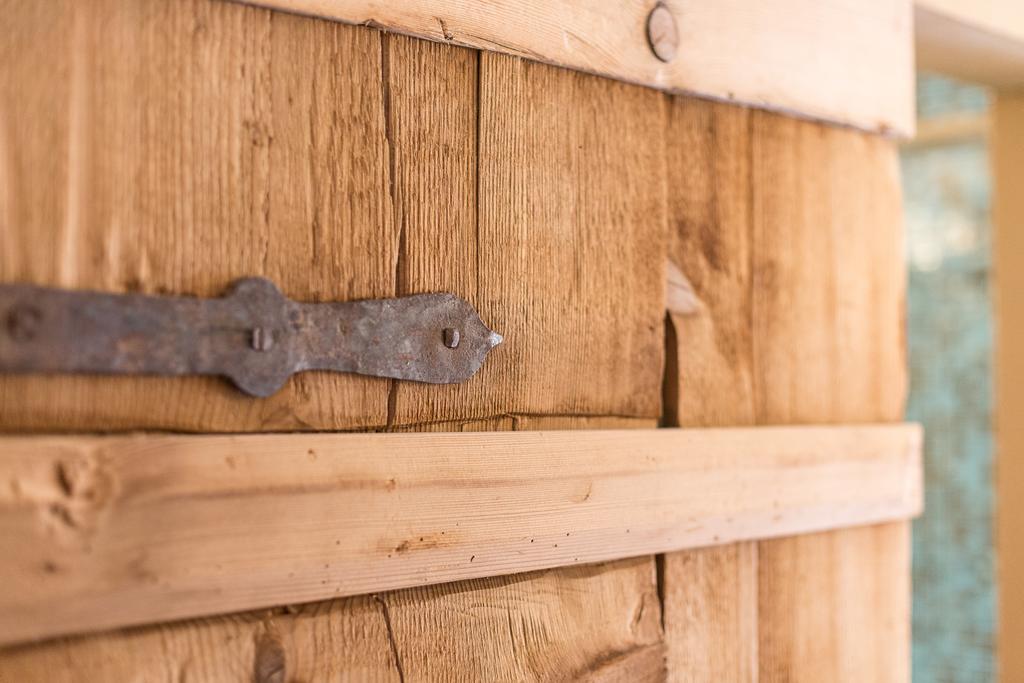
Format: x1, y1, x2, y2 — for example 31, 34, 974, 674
0, 1, 917, 680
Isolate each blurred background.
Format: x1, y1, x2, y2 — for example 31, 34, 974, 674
902, 74, 996, 682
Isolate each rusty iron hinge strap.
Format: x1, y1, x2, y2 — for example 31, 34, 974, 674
0, 277, 502, 397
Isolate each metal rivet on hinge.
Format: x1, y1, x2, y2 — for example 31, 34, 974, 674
251, 327, 274, 352
443, 328, 460, 349
6, 304, 42, 342
646, 3, 678, 63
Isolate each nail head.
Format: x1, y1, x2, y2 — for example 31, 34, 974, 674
251, 327, 274, 352
646, 4, 678, 63
443, 328, 460, 349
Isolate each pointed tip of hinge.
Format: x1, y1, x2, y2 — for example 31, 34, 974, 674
487, 330, 504, 348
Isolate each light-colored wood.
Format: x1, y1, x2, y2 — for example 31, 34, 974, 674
389, 48, 668, 426
2, 417, 666, 681
919, 0, 1024, 38
903, 111, 990, 149
659, 97, 759, 683
0, 0, 666, 433
993, 91, 1024, 683
663, 542, 759, 682
749, 110, 911, 683
373, 558, 665, 682
659, 100, 912, 682
234, 0, 915, 136
0, 559, 663, 683
663, 98, 756, 430
915, 2, 1024, 88
758, 523, 911, 682
0, 424, 921, 645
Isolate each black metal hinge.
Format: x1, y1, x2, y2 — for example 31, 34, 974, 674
0, 277, 502, 397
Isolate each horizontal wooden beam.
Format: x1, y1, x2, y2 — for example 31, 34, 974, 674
916, 1, 1024, 87
231, 0, 915, 136
0, 424, 922, 645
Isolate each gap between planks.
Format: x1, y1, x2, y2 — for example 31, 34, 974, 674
0, 423, 922, 646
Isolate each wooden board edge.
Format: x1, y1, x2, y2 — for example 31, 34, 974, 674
994, 91, 1024, 683
0, 423, 922, 645
916, 3, 1024, 88
226, 0, 915, 137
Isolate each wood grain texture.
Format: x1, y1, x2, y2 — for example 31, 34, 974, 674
0, 0, 395, 431
660, 98, 760, 683
0, 1, 667, 433
0, 424, 919, 645
993, 92, 1024, 683
749, 109, 910, 683
389, 49, 669, 426
1, 417, 666, 681
0, 559, 663, 683
659, 99, 912, 682
233, 0, 915, 135
662, 542, 758, 682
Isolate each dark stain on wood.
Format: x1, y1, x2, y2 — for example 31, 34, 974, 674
253, 632, 286, 683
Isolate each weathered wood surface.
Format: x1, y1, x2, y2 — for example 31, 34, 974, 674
234, 0, 915, 136
0, 558, 664, 683
751, 107, 909, 682
0, 3, 671, 678
0, 423, 919, 645
0, 1, 916, 680
660, 99, 911, 682
0, 0, 666, 432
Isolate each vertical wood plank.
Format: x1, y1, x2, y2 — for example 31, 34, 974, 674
992, 91, 1024, 683
662, 542, 758, 682
389, 52, 668, 426
749, 110, 909, 683
660, 97, 759, 683
376, 33, 481, 428
380, 557, 663, 682
0, 0, 395, 432
660, 100, 910, 683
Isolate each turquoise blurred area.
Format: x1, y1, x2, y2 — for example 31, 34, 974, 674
902, 74, 995, 683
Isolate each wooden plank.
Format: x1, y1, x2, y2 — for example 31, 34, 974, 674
233, 0, 914, 136
915, 0, 1024, 87
749, 110, 911, 683
662, 542, 758, 682
757, 523, 911, 682
0, 0, 668, 433
0, 0, 395, 432
2, 418, 665, 681
659, 101, 912, 682
659, 97, 759, 683
0, 424, 921, 645
919, 0, 1024, 36
0, 559, 663, 683
389, 50, 668, 426
373, 557, 664, 682
903, 111, 989, 149
993, 91, 1024, 683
